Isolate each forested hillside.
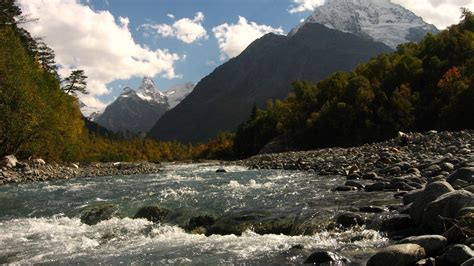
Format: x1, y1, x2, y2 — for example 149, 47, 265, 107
234, 9, 474, 157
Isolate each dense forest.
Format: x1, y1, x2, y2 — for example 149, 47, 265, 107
234, 9, 474, 158
0, 0, 233, 163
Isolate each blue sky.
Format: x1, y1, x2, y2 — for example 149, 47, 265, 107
85, 0, 307, 94
18, 0, 474, 109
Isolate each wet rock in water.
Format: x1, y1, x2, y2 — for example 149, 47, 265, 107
81, 203, 121, 225
409, 181, 454, 225
415, 257, 436, 266
367, 244, 426, 266
216, 168, 227, 173
334, 186, 357, 192
1, 155, 17, 169
438, 244, 474, 265
447, 167, 474, 184
335, 212, 364, 228
398, 235, 447, 256
359, 206, 386, 213
304, 250, 350, 264
362, 172, 379, 180
462, 258, 474, 266
345, 181, 364, 189
421, 190, 474, 233
403, 189, 423, 205
134, 205, 170, 223
365, 182, 385, 192
186, 215, 216, 234
381, 215, 418, 238
208, 210, 295, 236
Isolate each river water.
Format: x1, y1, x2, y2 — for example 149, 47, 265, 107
0, 164, 399, 264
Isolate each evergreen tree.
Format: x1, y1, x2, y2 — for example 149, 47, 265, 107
62, 70, 89, 95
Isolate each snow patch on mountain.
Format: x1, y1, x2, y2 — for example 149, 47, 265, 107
79, 100, 104, 121
289, 0, 438, 49
164, 82, 195, 109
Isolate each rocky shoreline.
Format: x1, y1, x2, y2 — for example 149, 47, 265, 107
0, 158, 161, 185
240, 130, 474, 265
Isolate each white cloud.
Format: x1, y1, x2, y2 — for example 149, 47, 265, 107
288, 0, 326, 14
19, 0, 181, 109
288, 0, 474, 29
392, 0, 474, 29
19, 0, 179, 107
141, 12, 208, 44
212, 17, 284, 60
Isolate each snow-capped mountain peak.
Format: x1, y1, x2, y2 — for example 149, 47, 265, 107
135, 77, 166, 103
289, 0, 438, 49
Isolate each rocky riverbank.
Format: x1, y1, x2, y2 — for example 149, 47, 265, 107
0, 157, 161, 185
241, 130, 474, 265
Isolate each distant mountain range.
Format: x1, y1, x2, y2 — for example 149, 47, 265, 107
84, 0, 439, 143
82, 78, 194, 134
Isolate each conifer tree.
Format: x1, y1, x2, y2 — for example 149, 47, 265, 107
62, 70, 89, 95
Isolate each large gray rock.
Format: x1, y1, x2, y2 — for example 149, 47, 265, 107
398, 235, 447, 255
0, 155, 18, 168
304, 250, 350, 264
208, 210, 295, 236
447, 167, 474, 184
133, 205, 170, 223
335, 212, 364, 228
421, 190, 474, 233
410, 181, 454, 225
80, 203, 121, 226
367, 244, 426, 266
438, 244, 474, 265
403, 189, 423, 205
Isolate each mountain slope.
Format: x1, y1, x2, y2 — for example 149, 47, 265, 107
289, 0, 438, 49
149, 23, 392, 143
164, 82, 195, 109
96, 79, 169, 134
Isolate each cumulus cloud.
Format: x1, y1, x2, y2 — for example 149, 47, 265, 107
19, 0, 181, 109
288, 0, 326, 13
212, 17, 284, 60
288, 0, 474, 29
141, 12, 208, 44
392, 0, 474, 29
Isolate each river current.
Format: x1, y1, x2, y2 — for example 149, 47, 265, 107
0, 163, 398, 264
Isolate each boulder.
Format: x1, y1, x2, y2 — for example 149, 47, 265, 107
345, 181, 364, 189
188, 215, 216, 229
415, 258, 436, 266
208, 210, 295, 236
462, 258, 474, 266
134, 205, 170, 223
335, 212, 364, 228
398, 235, 447, 255
410, 181, 454, 225
81, 203, 121, 225
304, 250, 350, 264
421, 190, 474, 233
367, 244, 426, 266
447, 167, 474, 184
0, 155, 17, 168
216, 168, 227, 173
359, 206, 386, 213
403, 189, 423, 205
438, 244, 474, 265
365, 182, 385, 192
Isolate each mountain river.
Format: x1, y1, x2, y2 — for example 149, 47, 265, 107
0, 163, 400, 264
